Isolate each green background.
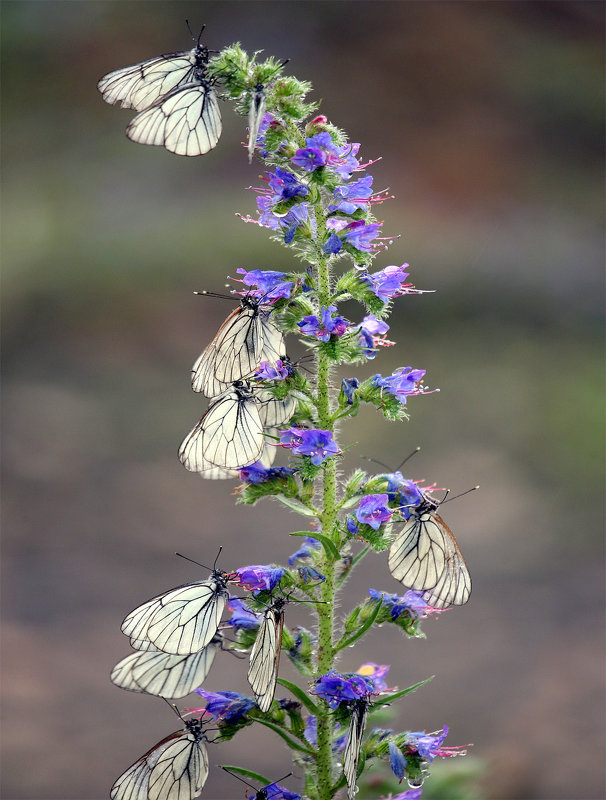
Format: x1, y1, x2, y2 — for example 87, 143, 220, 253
2, 2, 603, 798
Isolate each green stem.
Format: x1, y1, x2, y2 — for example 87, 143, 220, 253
313, 205, 338, 800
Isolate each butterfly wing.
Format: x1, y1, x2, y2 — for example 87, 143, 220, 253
178, 388, 265, 471
343, 700, 368, 800
147, 733, 209, 800
121, 594, 168, 644
126, 82, 222, 156
146, 581, 227, 655
247, 86, 266, 163
388, 512, 471, 608
255, 390, 297, 428
98, 51, 197, 111
110, 733, 182, 800
258, 314, 285, 366
191, 305, 265, 397
247, 605, 283, 712
111, 642, 219, 698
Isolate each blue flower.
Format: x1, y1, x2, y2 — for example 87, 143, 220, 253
341, 219, 383, 252
356, 494, 393, 530
279, 428, 340, 466
226, 596, 261, 629
357, 315, 391, 358
346, 516, 359, 535
372, 367, 427, 404
239, 462, 295, 484
266, 166, 309, 201
406, 726, 451, 762
288, 536, 321, 564
235, 564, 285, 592
259, 783, 301, 800
291, 147, 327, 172
389, 740, 407, 781
254, 359, 291, 381
297, 305, 349, 341
194, 689, 255, 724
312, 670, 374, 708
322, 232, 343, 255
235, 268, 295, 301
356, 662, 390, 692
298, 565, 326, 584
392, 790, 423, 800
328, 175, 374, 214
341, 377, 359, 405
363, 264, 410, 301
282, 203, 311, 244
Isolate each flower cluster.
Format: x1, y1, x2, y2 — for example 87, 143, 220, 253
297, 305, 349, 341
372, 367, 430, 404
234, 267, 295, 301
235, 564, 285, 592
194, 689, 255, 724
279, 428, 340, 465
312, 663, 389, 708
369, 589, 442, 621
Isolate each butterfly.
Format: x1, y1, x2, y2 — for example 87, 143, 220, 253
191, 294, 284, 399
221, 767, 297, 800
110, 714, 209, 800
121, 563, 233, 655
98, 27, 222, 157
246, 58, 289, 163
247, 596, 287, 712
178, 381, 266, 472
110, 633, 222, 699
343, 697, 370, 800
387, 490, 471, 609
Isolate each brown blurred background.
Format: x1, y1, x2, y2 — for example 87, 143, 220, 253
2, 2, 604, 799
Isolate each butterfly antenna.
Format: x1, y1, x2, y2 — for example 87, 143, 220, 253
396, 446, 421, 471
220, 767, 257, 791
197, 24, 206, 47
175, 552, 213, 571
194, 289, 235, 301
361, 455, 392, 472
162, 698, 184, 720
212, 546, 223, 571
440, 485, 480, 506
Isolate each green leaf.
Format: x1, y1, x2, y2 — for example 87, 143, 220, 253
372, 676, 434, 707
335, 594, 383, 651
254, 718, 314, 755
220, 765, 273, 787
276, 497, 318, 516
276, 677, 320, 715
290, 530, 340, 560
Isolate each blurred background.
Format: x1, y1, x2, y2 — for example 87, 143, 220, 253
2, 2, 604, 798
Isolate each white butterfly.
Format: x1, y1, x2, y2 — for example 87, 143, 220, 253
110, 634, 221, 698
387, 493, 471, 609
247, 597, 286, 712
343, 698, 369, 800
191, 296, 284, 398
121, 570, 232, 655
247, 83, 266, 163
110, 716, 209, 800
178, 381, 265, 472
98, 36, 222, 157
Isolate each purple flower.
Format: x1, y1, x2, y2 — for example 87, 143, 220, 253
346, 516, 359, 535
328, 141, 362, 180
226, 596, 261, 629
372, 367, 428, 404
369, 588, 441, 620
288, 536, 321, 564
363, 264, 410, 302
291, 146, 327, 172
341, 220, 383, 252
341, 377, 359, 405
405, 725, 467, 761
194, 689, 255, 724
357, 315, 392, 359
298, 565, 326, 584
389, 740, 407, 781
259, 783, 301, 800
279, 428, 340, 466
392, 790, 423, 800
255, 359, 291, 381
356, 662, 390, 692
304, 715, 347, 751
322, 232, 343, 255
328, 175, 374, 214
235, 268, 295, 301
282, 203, 311, 244
239, 462, 295, 484
297, 305, 349, 342
235, 564, 285, 592
266, 166, 309, 201
356, 494, 393, 530
312, 671, 361, 708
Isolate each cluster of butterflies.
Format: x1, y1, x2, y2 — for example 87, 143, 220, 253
97, 26, 281, 161
178, 293, 297, 478
110, 556, 295, 800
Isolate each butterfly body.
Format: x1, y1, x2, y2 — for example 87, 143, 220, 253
247, 596, 286, 712
343, 698, 369, 800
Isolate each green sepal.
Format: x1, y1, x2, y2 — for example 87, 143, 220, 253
237, 473, 301, 505
363, 594, 427, 639
372, 676, 433, 707
290, 530, 339, 560
253, 717, 314, 755
358, 379, 410, 422
296, 457, 323, 483
276, 496, 318, 516
341, 469, 367, 501
334, 595, 383, 651
351, 520, 392, 551
276, 677, 320, 715
220, 765, 273, 788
